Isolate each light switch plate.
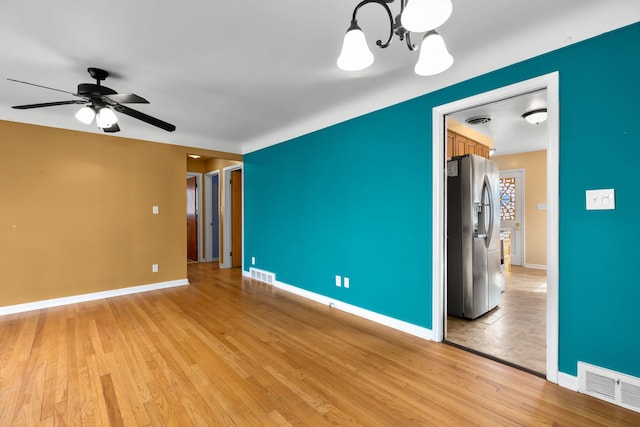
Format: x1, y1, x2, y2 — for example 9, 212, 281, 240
152, 205, 159, 214
586, 189, 615, 210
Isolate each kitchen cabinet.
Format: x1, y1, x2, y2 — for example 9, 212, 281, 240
447, 130, 491, 159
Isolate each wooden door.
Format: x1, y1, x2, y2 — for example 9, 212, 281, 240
231, 170, 242, 268
186, 176, 198, 261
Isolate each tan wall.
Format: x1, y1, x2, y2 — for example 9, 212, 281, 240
492, 150, 547, 267
0, 120, 240, 307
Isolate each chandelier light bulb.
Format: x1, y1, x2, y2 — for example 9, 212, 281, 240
414, 31, 454, 76
75, 106, 95, 125
96, 107, 118, 129
337, 21, 374, 71
401, 0, 453, 33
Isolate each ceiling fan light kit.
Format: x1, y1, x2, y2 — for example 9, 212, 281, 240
337, 0, 453, 75
96, 107, 118, 129
74, 105, 95, 125
9, 67, 176, 133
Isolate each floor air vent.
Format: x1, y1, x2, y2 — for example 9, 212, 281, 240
249, 268, 276, 285
578, 362, 640, 413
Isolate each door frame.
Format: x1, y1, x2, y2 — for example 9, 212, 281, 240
204, 170, 221, 262
186, 172, 204, 262
431, 72, 559, 383
220, 163, 243, 269
499, 168, 525, 267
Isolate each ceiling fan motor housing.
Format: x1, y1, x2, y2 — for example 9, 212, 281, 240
77, 83, 118, 97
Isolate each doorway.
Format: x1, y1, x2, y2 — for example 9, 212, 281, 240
431, 73, 559, 382
220, 164, 243, 269
186, 172, 204, 263
204, 171, 221, 262
186, 176, 198, 262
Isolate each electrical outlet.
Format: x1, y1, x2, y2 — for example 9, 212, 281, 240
335, 275, 342, 287
344, 277, 350, 288
152, 206, 159, 214
152, 264, 159, 273
251, 257, 256, 265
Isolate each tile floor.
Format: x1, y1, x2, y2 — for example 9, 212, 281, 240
445, 266, 547, 375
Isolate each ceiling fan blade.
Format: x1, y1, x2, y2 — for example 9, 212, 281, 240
12, 100, 86, 109
102, 123, 120, 133
7, 78, 83, 97
105, 93, 149, 104
115, 105, 176, 132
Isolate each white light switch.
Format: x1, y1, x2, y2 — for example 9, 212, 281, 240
152, 206, 159, 214
586, 189, 615, 210
335, 275, 342, 287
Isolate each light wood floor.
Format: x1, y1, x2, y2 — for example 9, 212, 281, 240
446, 266, 547, 374
1, 263, 638, 426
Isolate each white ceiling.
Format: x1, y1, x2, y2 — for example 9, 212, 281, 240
2, 1, 639, 155
448, 89, 548, 156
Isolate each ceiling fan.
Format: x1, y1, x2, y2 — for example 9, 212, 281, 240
8, 67, 176, 133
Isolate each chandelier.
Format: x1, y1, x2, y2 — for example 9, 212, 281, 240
337, 0, 454, 76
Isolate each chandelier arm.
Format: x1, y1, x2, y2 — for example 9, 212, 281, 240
405, 31, 417, 51
351, 0, 396, 49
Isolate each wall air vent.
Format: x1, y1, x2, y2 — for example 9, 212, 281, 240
578, 362, 640, 413
465, 115, 492, 125
249, 268, 276, 285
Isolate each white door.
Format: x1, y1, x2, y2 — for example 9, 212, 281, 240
499, 169, 524, 266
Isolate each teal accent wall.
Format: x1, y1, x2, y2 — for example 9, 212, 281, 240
245, 23, 640, 378
244, 97, 432, 327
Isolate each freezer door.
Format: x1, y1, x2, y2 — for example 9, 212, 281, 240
468, 234, 489, 318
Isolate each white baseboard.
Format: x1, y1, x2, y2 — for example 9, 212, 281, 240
243, 271, 433, 341
557, 371, 579, 391
0, 278, 189, 316
523, 263, 547, 270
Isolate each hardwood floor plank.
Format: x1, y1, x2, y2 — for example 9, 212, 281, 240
100, 374, 124, 426
0, 263, 639, 425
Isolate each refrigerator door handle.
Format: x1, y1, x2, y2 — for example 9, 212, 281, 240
484, 175, 495, 248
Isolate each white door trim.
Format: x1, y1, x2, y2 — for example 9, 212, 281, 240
186, 172, 204, 262
220, 163, 243, 269
204, 170, 221, 262
432, 72, 559, 383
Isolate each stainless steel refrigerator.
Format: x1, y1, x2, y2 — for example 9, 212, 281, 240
447, 154, 503, 319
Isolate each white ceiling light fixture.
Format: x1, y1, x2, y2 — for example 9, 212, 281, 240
522, 108, 548, 125
337, 21, 375, 71
75, 105, 96, 125
337, 0, 453, 76
402, 0, 452, 33
96, 107, 118, 129
414, 30, 453, 76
